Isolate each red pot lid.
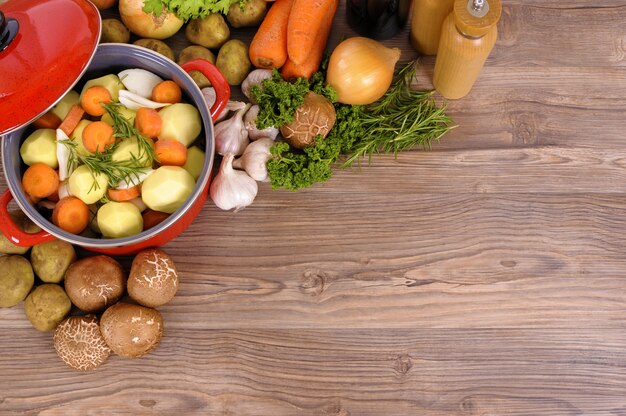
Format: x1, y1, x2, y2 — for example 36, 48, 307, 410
0, 0, 100, 136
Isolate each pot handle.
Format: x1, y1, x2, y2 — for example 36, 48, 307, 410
181, 59, 231, 123
0, 189, 55, 247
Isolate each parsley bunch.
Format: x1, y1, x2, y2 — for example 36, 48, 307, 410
258, 61, 455, 192
267, 105, 364, 191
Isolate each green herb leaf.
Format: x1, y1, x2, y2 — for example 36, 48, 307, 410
142, 0, 245, 21
265, 61, 455, 191
251, 70, 310, 130
142, 0, 165, 16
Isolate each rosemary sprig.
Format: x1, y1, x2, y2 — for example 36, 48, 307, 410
102, 103, 157, 164
59, 109, 153, 194
81, 152, 150, 189
341, 61, 456, 168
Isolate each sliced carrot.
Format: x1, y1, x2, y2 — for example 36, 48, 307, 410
33, 111, 62, 130
135, 107, 162, 138
249, 0, 294, 69
82, 121, 115, 153
287, 0, 337, 66
81, 86, 112, 117
47, 190, 60, 202
58, 104, 85, 136
281, 0, 337, 80
107, 185, 141, 202
151, 80, 182, 104
52, 196, 90, 235
22, 163, 59, 199
155, 139, 187, 166
142, 209, 170, 230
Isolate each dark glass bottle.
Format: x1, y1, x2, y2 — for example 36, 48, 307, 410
346, 0, 411, 40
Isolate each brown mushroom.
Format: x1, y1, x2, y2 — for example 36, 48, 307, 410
64, 255, 125, 313
53, 315, 111, 371
127, 248, 179, 308
279, 91, 336, 149
100, 303, 163, 358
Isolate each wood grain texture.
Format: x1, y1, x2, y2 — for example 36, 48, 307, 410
2, 0, 626, 415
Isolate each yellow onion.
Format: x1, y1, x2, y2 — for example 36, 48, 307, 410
119, 0, 183, 39
326, 37, 401, 105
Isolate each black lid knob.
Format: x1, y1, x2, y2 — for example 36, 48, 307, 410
0, 10, 19, 53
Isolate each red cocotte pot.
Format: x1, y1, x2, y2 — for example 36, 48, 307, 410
0, 0, 229, 255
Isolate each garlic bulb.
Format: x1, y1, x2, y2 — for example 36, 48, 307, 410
210, 154, 258, 211
241, 69, 273, 103
201, 87, 217, 106
243, 105, 279, 141
233, 138, 273, 182
201, 87, 247, 122
214, 103, 251, 156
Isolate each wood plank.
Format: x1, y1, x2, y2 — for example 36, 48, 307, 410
275, 147, 626, 194
6, 193, 622, 330
1, 2, 625, 415
429, 67, 626, 150
1, 329, 625, 415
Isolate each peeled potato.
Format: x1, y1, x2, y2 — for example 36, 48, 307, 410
157, 103, 202, 147
20, 129, 58, 168
69, 165, 109, 205
97, 201, 143, 238
141, 166, 195, 214
70, 120, 94, 156
101, 106, 136, 126
20, 129, 59, 169
50, 91, 80, 120
80, 74, 124, 101
111, 137, 152, 167
182, 146, 205, 180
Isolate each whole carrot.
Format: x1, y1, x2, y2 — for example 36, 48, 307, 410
249, 0, 294, 69
281, 0, 337, 80
287, 0, 337, 66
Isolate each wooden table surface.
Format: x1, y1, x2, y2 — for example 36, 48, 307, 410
2, 1, 626, 414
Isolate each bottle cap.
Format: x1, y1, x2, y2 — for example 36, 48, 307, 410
454, 0, 501, 37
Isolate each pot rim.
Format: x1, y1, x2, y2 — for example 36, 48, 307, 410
2, 43, 217, 248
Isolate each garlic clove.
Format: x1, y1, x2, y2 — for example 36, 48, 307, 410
118, 69, 164, 99
243, 105, 279, 141
232, 138, 273, 182
201, 87, 247, 123
210, 154, 258, 211
241, 69, 273, 104
118, 90, 171, 111
215, 104, 251, 156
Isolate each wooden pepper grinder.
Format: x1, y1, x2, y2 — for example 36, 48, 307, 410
433, 0, 502, 99
410, 0, 455, 55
